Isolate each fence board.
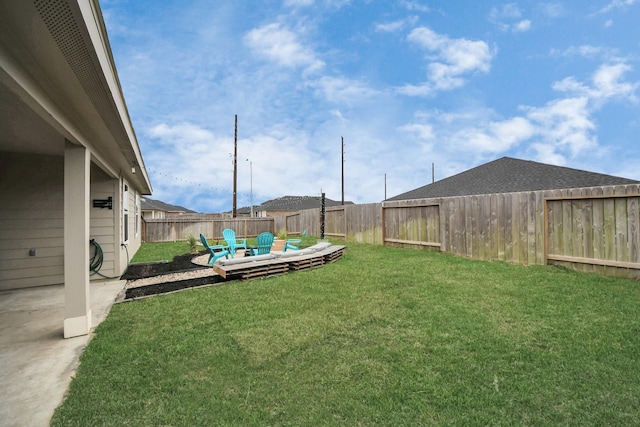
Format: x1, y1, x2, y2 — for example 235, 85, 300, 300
504, 193, 513, 262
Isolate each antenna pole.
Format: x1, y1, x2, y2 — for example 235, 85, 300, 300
341, 136, 345, 206
233, 114, 238, 217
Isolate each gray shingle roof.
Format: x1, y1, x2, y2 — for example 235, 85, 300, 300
386, 157, 639, 201
141, 197, 197, 213
258, 195, 353, 211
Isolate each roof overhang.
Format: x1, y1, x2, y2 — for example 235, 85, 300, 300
0, 0, 151, 194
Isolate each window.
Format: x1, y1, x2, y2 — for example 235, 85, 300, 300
135, 193, 140, 237
123, 183, 129, 243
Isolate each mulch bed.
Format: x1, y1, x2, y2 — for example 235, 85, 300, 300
121, 251, 230, 299
124, 275, 227, 299
121, 251, 207, 280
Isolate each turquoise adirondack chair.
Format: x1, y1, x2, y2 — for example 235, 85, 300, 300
200, 234, 229, 265
222, 228, 247, 258
283, 230, 307, 252
251, 232, 275, 255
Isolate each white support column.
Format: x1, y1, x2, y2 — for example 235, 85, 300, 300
63, 141, 91, 338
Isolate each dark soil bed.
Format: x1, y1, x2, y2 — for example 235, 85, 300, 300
121, 251, 232, 299
125, 275, 228, 299
121, 251, 207, 280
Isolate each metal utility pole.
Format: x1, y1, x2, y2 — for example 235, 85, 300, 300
384, 173, 387, 200
248, 159, 253, 218
341, 136, 344, 206
320, 192, 326, 239
232, 114, 238, 217
432, 162, 435, 183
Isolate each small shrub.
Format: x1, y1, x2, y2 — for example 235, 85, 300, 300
277, 229, 288, 240
186, 234, 198, 253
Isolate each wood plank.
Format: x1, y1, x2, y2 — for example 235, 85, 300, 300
384, 238, 441, 247
547, 254, 640, 270
518, 192, 529, 265
504, 193, 513, 262
572, 199, 586, 259
533, 191, 545, 264
212, 246, 345, 279
495, 194, 505, 260
627, 188, 639, 263
470, 196, 479, 258
602, 187, 616, 263
591, 187, 604, 261
614, 188, 629, 262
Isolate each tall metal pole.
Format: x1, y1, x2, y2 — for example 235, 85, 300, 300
432, 162, 435, 183
320, 192, 326, 240
250, 160, 253, 218
341, 136, 344, 206
384, 173, 387, 200
233, 114, 237, 217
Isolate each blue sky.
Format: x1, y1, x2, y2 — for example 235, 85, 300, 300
102, 0, 640, 213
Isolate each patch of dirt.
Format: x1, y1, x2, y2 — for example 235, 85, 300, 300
125, 275, 227, 299
120, 250, 232, 299
121, 251, 207, 280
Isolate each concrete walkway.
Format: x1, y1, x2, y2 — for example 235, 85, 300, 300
0, 280, 126, 427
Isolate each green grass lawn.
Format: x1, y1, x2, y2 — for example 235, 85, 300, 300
53, 242, 640, 426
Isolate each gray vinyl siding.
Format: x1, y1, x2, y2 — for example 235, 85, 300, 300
0, 153, 64, 289
0, 153, 142, 289
90, 167, 118, 279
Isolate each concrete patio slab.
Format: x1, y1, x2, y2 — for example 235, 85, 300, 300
0, 280, 125, 427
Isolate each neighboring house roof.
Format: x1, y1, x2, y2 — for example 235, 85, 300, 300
258, 195, 353, 211
387, 157, 639, 201
141, 197, 197, 213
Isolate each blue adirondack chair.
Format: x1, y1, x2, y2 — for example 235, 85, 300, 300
222, 228, 247, 258
283, 230, 307, 252
200, 234, 229, 265
251, 232, 275, 255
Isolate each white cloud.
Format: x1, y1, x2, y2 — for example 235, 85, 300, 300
491, 3, 522, 19
597, 0, 639, 14
529, 142, 568, 165
398, 123, 435, 141
398, 62, 634, 164
144, 121, 339, 212
489, 4, 533, 32
308, 76, 379, 104
399, 27, 494, 95
513, 20, 531, 32
243, 23, 324, 73
553, 63, 639, 102
401, 1, 431, 13
539, 3, 564, 18
284, 0, 315, 7
524, 97, 597, 157
375, 16, 419, 33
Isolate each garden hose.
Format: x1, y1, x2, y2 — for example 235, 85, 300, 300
90, 239, 128, 279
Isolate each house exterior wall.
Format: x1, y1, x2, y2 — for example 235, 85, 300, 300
0, 153, 64, 290
90, 166, 118, 278
0, 152, 143, 290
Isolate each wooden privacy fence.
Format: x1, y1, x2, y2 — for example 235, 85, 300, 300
545, 187, 639, 277
143, 184, 639, 279
384, 185, 639, 279
143, 217, 274, 242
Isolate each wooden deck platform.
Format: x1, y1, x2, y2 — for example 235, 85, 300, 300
212, 244, 346, 280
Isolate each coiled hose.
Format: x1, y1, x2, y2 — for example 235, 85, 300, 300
90, 239, 129, 279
